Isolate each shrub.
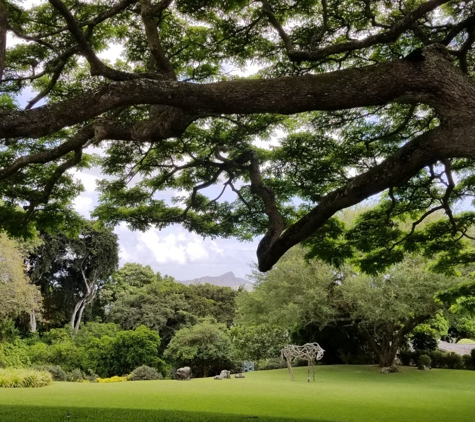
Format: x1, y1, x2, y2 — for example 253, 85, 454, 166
398, 351, 417, 366
0, 340, 31, 367
128, 365, 163, 381
65, 368, 84, 382
97, 376, 127, 383
418, 355, 431, 370
258, 358, 287, 371
164, 320, 235, 378
0, 368, 52, 388
32, 365, 67, 381
445, 352, 463, 369
457, 338, 475, 344
462, 354, 474, 370
427, 351, 446, 368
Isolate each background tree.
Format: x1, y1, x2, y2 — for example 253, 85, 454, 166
27, 222, 119, 330
108, 275, 238, 349
0, 232, 42, 331
240, 247, 464, 367
3, 1, 475, 272
164, 319, 235, 378
230, 324, 289, 362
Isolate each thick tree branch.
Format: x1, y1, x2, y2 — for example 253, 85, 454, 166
0, 126, 94, 180
139, 0, 176, 79
1, 51, 450, 139
248, 151, 285, 257
257, 123, 475, 271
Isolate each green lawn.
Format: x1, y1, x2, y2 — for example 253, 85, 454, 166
1, 365, 474, 422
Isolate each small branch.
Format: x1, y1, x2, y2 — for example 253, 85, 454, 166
442, 15, 475, 46
0, 125, 94, 180
441, 159, 456, 235
6, 25, 56, 50
260, 0, 293, 53
288, 0, 450, 62
138, 0, 176, 79
48, 0, 146, 81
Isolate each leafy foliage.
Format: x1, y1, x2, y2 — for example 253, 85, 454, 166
0, 368, 52, 388
164, 319, 235, 377
240, 247, 465, 366
3, 1, 475, 273
128, 365, 163, 381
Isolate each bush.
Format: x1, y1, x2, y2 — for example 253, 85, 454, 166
427, 351, 446, 368
257, 358, 287, 371
462, 354, 474, 370
32, 365, 67, 381
128, 365, 163, 381
398, 350, 417, 366
457, 338, 475, 344
418, 355, 431, 370
97, 376, 127, 383
164, 320, 235, 378
65, 368, 84, 382
0, 368, 52, 388
0, 340, 31, 367
445, 352, 463, 369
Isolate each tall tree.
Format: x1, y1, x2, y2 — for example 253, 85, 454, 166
0, 232, 42, 330
3, 1, 475, 272
28, 222, 119, 330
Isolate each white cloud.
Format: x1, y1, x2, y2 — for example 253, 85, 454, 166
73, 195, 94, 217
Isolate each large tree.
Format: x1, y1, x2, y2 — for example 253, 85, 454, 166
240, 247, 464, 367
28, 222, 119, 330
2, 1, 475, 272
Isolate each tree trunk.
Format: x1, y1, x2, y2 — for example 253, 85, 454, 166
0, 0, 7, 82
29, 308, 37, 333
71, 298, 85, 331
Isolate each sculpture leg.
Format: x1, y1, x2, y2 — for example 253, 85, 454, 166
307, 362, 310, 382
286, 358, 294, 381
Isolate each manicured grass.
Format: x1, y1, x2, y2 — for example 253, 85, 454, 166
1, 365, 474, 421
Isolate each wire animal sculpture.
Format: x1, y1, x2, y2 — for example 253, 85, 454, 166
281, 342, 324, 382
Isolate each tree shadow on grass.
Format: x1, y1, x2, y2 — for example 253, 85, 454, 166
0, 405, 336, 422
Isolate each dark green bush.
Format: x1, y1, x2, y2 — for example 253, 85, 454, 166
418, 355, 431, 370
445, 352, 463, 369
128, 365, 163, 381
427, 351, 446, 368
398, 351, 417, 366
463, 354, 474, 370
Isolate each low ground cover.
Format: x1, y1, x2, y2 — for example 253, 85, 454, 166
1, 365, 474, 422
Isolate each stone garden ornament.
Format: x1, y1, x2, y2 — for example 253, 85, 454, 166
281, 343, 324, 382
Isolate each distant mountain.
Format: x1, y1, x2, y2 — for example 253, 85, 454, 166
178, 271, 253, 291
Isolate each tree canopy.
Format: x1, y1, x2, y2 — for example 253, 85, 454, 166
2, 1, 475, 272
240, 247, 464, 366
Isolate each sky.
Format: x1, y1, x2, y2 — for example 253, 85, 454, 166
73, 165, 260, 281
9, 0, 262, 281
